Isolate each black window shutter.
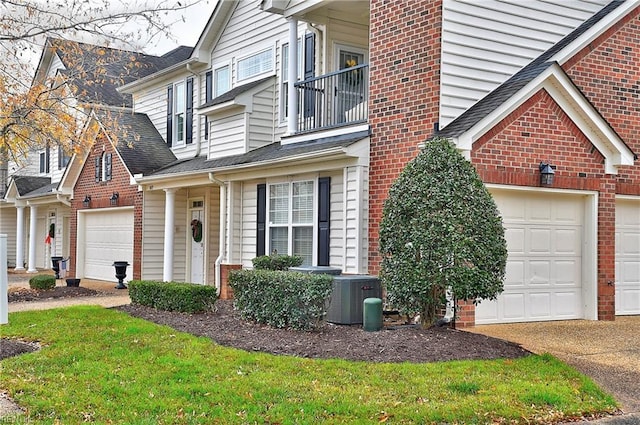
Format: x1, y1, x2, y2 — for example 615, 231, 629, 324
166, 85, 173, 147
204, 117, 209, 140
303, 33, 316, 119
205, 71, 213, 102
186, 77, 193, 144
105, 153, 112, 181
317, 177, 330, 266
94, 156, 101, 182
256, 184, 266, 257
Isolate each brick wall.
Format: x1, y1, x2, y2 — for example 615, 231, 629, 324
368, 0, 443, 275
563, 6, 640, 197
68, 132, 143, 280
219, 264, 242, 300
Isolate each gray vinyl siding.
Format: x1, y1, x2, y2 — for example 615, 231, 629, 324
440, 0, 609, 128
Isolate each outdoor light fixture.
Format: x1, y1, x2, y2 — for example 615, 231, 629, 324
110, 192, 119, 206
82, 195, 92, 208
539, 162, 555, 186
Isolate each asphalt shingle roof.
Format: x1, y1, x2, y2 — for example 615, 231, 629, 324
95, 110, 177, 175
11, 176, 52, 197
50, 39, 193, 108
149, 130, 371, 177
199, 77, 274, 109
436, 0, 625, 140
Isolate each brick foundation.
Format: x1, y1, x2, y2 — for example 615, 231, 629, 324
219, 264, 242, 300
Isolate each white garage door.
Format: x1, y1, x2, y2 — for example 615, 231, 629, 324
476, 190, 585, 324
616, 198, 640, 315
83, 209, 133, 282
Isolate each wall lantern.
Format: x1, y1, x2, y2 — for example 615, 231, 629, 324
110, 192, 119, 206
539, 162, 555, 186
82, 195, 92, 208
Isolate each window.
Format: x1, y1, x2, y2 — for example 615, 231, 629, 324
95, 152, 112, 182
58, 146, 70, 170
268, 180, 314, 265
174, 81, 186, 144
214, 65, 230, 97
39, 146, 50, 174
237, 49, 273, 82
166, 78, 193, 147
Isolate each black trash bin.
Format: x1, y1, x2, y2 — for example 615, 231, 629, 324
51, 256, 64, 279
113, 261, 130, 289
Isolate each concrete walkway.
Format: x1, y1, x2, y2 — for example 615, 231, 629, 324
470, 318, 640, 424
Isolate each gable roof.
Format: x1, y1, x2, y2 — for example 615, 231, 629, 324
436, 0, 635, 173
11, 176, 52, 197
199, 76, 274, 109
94, 110, 177, 176
36, 38, 193, 108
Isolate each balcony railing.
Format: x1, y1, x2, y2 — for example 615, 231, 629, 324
294, 64, 368, 133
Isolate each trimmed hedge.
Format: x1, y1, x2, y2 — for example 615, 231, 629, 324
229, 269, 333, 330
29, 274, 56, 290
128, 280, 217, 313
252, 254, 303, 271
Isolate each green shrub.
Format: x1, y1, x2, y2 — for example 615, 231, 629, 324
128, 280, 217, 313
29, 274, 56, 290
229, 269, 333, 330
252, 254, 303, 271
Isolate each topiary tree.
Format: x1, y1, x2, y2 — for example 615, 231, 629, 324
379, 137, 507, 327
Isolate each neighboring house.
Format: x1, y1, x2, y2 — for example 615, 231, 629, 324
0, 39, 190, 277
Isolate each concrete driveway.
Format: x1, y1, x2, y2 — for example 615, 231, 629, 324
470, 317, 640, 416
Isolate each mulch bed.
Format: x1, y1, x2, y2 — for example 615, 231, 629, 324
7, 286, 98, 303
1, 287, 531, 363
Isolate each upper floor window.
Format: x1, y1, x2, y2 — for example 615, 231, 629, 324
58, 146, 70, 170
214, 65, 230, 97
95, 152, 112, 182
237, 48, 273, 82
39, 146, 50, 174
166, 77, 193, 147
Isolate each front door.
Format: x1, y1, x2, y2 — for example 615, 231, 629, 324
334, 45, 367, 124
189, 200, 205, 284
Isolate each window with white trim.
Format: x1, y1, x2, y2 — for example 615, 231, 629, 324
174, 81, 186, 145
214, 65, 230, 97
237, 48, 273, 82
268, 180, 314, 265
39, 146, 50, 174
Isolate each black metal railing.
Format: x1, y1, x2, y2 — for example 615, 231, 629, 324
294, 64, 368, 133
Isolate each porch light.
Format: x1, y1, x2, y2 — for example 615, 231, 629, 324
539, 162, 555, 186
110, 192, 119, 206
82, 195, 92, 208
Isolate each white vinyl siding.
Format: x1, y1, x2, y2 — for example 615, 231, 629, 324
173, 190, 188, 281
1, 206, 17, 267
249, 84, 276, 149
342, 166, 368, 274
207, 186, 221, 286
132, 84, 171, 141
440, 0, 609, 129
240, 181, 258, 267
141, 190, 166, 280
208, 111, 247, 158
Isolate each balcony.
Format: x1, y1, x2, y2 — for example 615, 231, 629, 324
293, 64, 368, 134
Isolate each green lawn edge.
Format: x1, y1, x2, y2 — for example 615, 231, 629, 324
1, 306, 617, 424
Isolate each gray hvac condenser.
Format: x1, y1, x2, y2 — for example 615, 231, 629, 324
325, 275, 382, 325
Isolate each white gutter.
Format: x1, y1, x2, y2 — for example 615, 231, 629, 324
209, 173, 226, 297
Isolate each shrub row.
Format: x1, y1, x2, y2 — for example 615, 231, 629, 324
229, 269, 333, 330
29, 274, 56, 290
252, 254, 303, 271
128, 280, 217, 313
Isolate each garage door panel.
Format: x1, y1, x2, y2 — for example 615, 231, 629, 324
477, 190, 585, 324
82, 210, 133, 282
616, 199, 640, 315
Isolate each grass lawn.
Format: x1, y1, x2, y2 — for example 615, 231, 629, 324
1, 306, 617, 424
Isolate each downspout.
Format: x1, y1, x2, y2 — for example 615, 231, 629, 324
186, 63, 202, 158
209, 173, 226, 296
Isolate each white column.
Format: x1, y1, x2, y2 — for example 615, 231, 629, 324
14, 206, 25, 271
287, 16, 299, 135
162, 188, 177, 282
27, 204, 38, 273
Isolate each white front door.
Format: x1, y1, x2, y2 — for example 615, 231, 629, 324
616, 198, 640, 315
189, 202, 205, 284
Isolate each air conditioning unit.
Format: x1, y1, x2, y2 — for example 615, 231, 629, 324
326, 275, 381, 325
